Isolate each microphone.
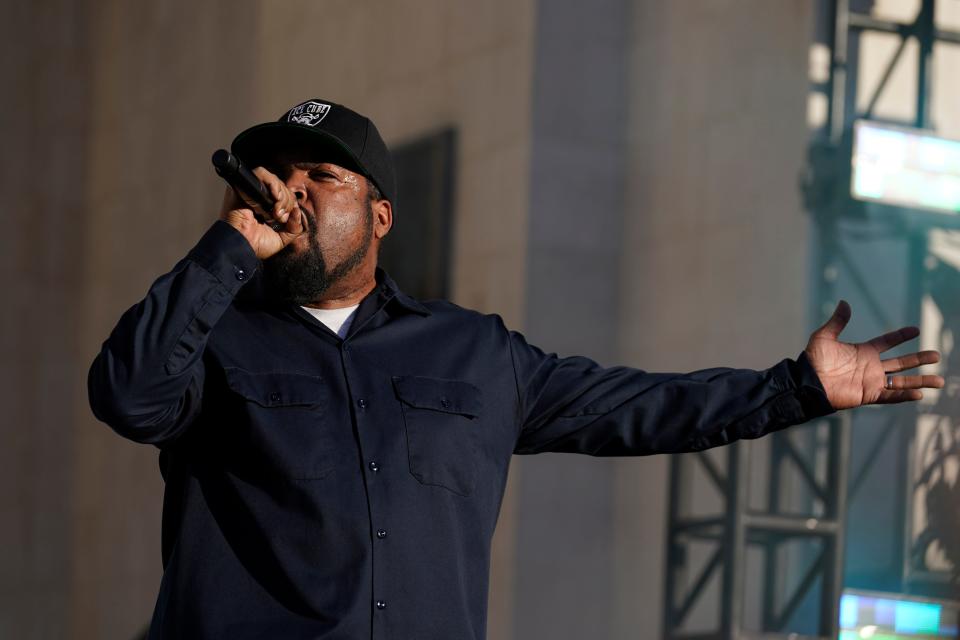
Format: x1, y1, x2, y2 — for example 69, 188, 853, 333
211, 149, 282, 228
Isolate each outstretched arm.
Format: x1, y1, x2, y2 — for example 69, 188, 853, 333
510, 301, 943, 457
510, 333, 834, 456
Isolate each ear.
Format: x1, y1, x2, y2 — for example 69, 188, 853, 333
373, 199, 393, 240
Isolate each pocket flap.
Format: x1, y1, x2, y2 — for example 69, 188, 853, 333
224, 368, 325, 408
392, 376, 481, 418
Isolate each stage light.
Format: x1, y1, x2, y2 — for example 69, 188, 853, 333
851, 120, 960, 215
839, 590, 958, 639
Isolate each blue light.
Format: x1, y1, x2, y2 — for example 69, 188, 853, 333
894, 600, 941, 634
840, 594, 859, 629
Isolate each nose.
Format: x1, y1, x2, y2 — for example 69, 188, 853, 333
284, 171, 308, 202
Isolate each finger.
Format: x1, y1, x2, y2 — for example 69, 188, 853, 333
252, 165, 280, 184
867, 326, 920, 353
276, 188, 298, 224
283, 206, 307, 235
882, 350, 941, 372
250, 167, 291, 220
230, 171, 271, 214
816, 300, 851, 339
884, 374, 945, 390
876, 389, 923, 404
220, 207, 260, 234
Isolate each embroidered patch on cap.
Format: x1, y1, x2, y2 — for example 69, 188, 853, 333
286, 101, 331, 127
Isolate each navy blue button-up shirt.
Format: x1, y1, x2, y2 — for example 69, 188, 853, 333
88, 221, 833, 639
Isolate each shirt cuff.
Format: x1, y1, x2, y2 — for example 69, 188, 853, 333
186, 220, 260, 294
781, 351, 836, 423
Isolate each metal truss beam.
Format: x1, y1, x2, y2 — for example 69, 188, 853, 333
663, 416, 850, 639
664, 0, 958, 637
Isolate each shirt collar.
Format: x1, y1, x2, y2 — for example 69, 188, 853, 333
375, 268, 432, 317
238, 265, 431, 317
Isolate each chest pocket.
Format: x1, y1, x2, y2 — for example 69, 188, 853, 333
393, 376, 483, 497
224, 368, 333, 480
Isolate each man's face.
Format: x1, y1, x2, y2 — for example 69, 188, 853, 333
260, 153, 380, 304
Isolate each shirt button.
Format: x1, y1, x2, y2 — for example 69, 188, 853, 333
357, 398, 367, 409
235, 267, 247, 281
376, 529, 387, 539
440, 397, 450, 408
369, 461, 379, 472
376, 600, 386, 610
269, 392, 280, 402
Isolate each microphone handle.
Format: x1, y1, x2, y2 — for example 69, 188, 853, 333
211, 149, 276, 214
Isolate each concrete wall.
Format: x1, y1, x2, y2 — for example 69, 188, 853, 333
74, 2, 263, 637
1, 2, 95, 637
3, 1, 816, 638
511, 1, 814, 638
513, 1, 630, 638
617, 3, 814, 635
1, 1, 266, 637
3, 1, 536, 638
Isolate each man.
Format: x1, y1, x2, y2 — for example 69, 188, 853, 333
89, 98, 944, 639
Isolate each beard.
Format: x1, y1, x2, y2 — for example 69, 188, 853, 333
261, 200, 374, 305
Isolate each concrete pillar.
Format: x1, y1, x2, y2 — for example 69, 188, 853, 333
513, 1, 631, 638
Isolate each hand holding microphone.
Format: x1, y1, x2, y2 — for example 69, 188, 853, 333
212, 150, 280, 224
212, 149, 306, 259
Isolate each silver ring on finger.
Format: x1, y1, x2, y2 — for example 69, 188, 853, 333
885, 375, 894, 390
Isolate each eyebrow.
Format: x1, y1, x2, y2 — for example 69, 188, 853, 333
291, 162, 341, 172
264, 160, 349, 182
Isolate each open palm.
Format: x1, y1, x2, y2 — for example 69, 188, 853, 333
804, 301, 944, 410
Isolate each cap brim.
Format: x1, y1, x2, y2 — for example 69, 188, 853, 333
230, 122, 367, 177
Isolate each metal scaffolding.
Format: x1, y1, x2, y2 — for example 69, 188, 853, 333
662, 1, 960, 638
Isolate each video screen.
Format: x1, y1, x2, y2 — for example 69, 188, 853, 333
851, 120, 960, 215
840, 590, 959, 639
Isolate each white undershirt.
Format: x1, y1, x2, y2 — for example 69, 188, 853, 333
301, 304, 360, 339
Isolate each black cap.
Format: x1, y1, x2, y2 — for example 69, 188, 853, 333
231, 99, 396, 204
